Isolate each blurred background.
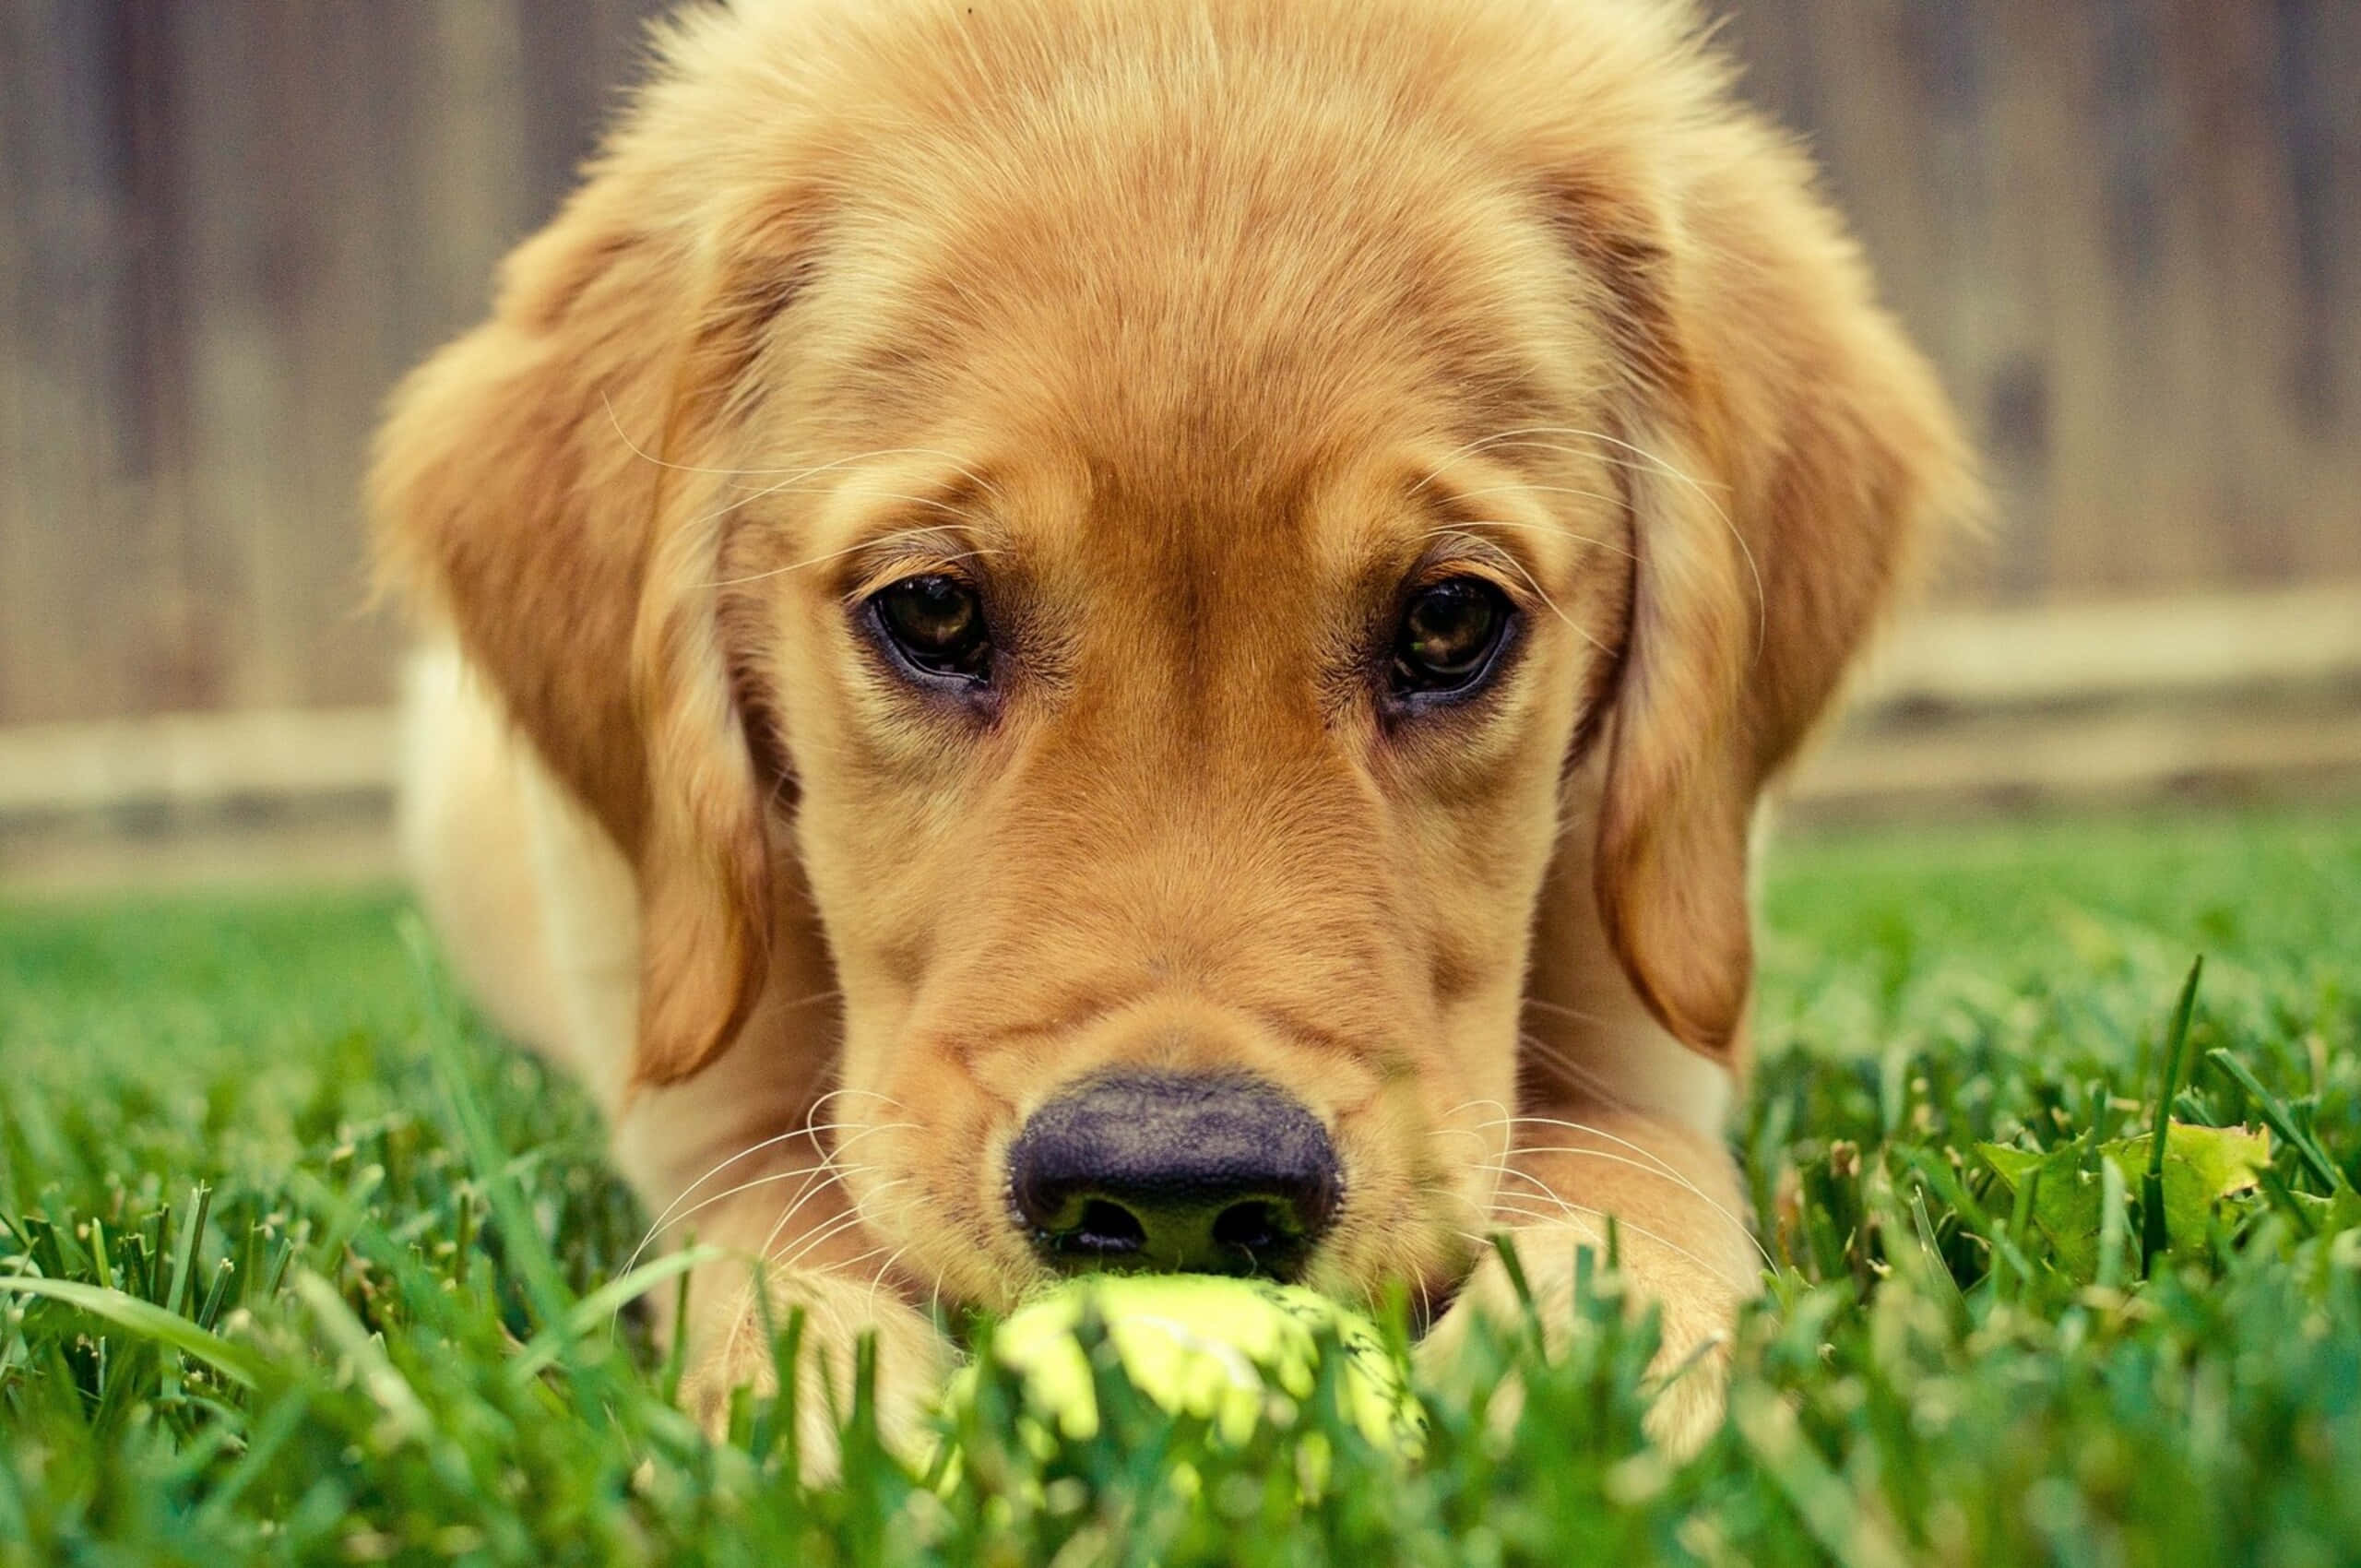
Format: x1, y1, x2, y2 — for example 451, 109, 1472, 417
2, 0, 2356, 892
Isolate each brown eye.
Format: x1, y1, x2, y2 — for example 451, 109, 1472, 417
1391, 577, 1511, 696
872, 574, 991, 682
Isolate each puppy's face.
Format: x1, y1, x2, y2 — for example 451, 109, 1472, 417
726, 147, 1632, 1307
374, 0, 1969, 1321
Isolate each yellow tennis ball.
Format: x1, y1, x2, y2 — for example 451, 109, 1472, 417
943, 1275, 1424, 1457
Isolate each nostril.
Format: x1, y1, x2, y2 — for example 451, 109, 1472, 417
1074, 1199, 1146, 1255
1211, 1199, 1287, 1255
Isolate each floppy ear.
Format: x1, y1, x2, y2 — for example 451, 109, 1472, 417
371, 129, 799, 1088
1566, 123, 1977, 1063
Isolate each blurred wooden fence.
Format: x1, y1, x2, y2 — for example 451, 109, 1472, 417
3, 0, 2357, 734
1, 0, 665, 727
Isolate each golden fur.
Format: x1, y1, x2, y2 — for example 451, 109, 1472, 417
375, 0, 1972, 1464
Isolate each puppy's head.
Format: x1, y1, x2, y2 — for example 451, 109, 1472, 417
374, 0, 1971, 1313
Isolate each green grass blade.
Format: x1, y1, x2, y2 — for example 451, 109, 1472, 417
164, 1183, 211, 1319
507, 1244, 725, 1385
398, 915, 575, 1332
158, 1183, 211, 1403
2142, 956, 2204, 1273
0, 1275, 265, 1389
1732, 1386, 1912, 1568
289, 1268, 431, 1443
2095, 1155, 2130, 1291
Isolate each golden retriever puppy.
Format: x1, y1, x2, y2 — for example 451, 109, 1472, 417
375, 0, 1971, 1464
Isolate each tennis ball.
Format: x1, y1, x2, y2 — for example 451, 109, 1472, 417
942, 1274, 1424, 1456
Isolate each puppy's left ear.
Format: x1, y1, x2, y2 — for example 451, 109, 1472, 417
1563, 115, 1979, 1064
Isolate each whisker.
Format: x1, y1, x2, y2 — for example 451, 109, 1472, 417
637, 1162, 832, 1253
1488, 1109, 1762, 1253
1445, 1096, 1522, 1220
834, 549, 1000, 603
1482, 1112, 1694, 1190
758, 1156, 905, 1261
1510, 1195, 1748, 1289
801, 1239, 898, 1277
706, 521, 982, 588
772, 1198, 899, 1274
628, 1129, 821, 1261
625, 1115, 909, 1303
801, 1085, 909, 1120
1519, 996, 1606, 1027
752, 1134, 906, 1259
863, 1243, 915, 1319
622, 1117, 914, 1275
1413, 426, 1728, 496
1489, 1148, 1768, 1267
761, 1195, 871, 1270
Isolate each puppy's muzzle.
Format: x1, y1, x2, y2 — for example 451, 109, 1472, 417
1007, 1073, 1340, 1280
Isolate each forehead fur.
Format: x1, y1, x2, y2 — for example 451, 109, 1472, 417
634, 0, 1714, 483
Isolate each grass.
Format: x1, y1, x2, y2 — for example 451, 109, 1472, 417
2, 807, 2357, 1565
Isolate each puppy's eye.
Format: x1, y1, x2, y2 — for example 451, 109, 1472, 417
872, 574, 991, 682
1391, 577, 1512, 697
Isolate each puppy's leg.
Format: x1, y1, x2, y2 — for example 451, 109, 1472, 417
666, 1179, 946, 1470
613, 1042, 946, 1472
1419, 1101, 1755, 1452
1424, 790, 1763, 1449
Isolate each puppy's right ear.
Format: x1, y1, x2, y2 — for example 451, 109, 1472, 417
371, 101, 805, 1087
373, 208, 669, 852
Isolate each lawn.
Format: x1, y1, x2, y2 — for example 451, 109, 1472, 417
2, 809, 2356, 1565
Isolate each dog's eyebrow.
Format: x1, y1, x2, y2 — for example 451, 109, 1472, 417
1408, 525, 1529, 574
1418, 514, 1634, 565
1403, 457, 1638, 573
1403, 528, 1548, 616
839, 523, 1009, 601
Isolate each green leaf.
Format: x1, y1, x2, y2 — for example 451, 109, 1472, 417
1976, 1143, 2107, 1278
1976, 1145, 2047, 1189
2104, 1122, 2271, 1222
1978, 1123, 2271, 1281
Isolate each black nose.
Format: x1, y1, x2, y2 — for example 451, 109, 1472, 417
1007, 1073, 1341, 1279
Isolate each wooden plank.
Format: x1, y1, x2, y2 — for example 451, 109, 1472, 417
0, 707, 397, 820
1, 811, 399, 897
401, 0, 533, 343
1796, 706, 2361, 812
0, 2, 172, 723
1857, 583, 2361, 707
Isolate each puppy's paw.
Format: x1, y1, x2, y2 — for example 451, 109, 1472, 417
678, 1270, 948, 1479
1415, 1246, 1734, 1456
1412, 1253, 1532, 1435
